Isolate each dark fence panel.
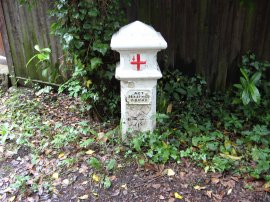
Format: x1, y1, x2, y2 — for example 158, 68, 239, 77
127, 0, 270, 90
1, 0, 270, 90
1, 0, 62, 83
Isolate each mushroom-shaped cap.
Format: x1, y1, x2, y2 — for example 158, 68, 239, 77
111, 21, 167, 50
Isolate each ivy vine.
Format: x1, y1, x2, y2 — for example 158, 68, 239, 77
51, 0, 129, 119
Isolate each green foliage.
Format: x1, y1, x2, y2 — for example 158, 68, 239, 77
234, 53, 270, 105
129, 57, 270, 181
103, 176, 112, 189
51, 0, 129, 118
16, 0, 39, 9
51, 126, 80, 148
26, 45, 51, 68
11, 175, 31, 193
250, 147, 270, 179
87, 157, 102, 170
0, 123, 9, 144
26, 45, 63, 83
105, 159, 117, 171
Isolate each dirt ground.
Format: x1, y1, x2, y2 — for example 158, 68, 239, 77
0, 88, 270, 202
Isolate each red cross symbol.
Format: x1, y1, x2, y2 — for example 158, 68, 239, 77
130, 54, 146, 71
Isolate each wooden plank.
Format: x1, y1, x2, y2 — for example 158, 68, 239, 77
0, 0, 16, 85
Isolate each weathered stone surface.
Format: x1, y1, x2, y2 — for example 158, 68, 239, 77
111, 21, 167, 139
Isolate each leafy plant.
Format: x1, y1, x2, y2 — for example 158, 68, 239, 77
11, 175, 30, 193
51, 0, 129, 119
26, 45, 63, 83
234, 53, 270, 105
87, 157, 101, 170
105, 159, 117, 171
234, 67, 261, 105
0, 123, 9, 144
103, 176, 112, 189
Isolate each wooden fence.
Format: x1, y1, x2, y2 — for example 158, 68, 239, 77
128, 0, 270, 90
0, 0, 62, 85
1, 0, 270, 90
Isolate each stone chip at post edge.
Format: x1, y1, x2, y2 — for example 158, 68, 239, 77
110, 21, 167, 141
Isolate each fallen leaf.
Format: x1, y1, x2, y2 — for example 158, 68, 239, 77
93, 192, 98, 197
194, 185, 206, 190
45, 149, 51, 155
117, 164, 123, 168
159, 195, 165, 200
152, 184, 161, 189
121, 184, 127, 189
230, 176, 240, 182
112, 189, 120, 196
81, 181, 88, 185
206, 190, 212, 198
227, 188, 232, 195
166, 169, 175, 176
78, 195, 88, 200
110, 175, 117, 181
92, 174, 99, 182
263, 181, 270, 189
220, 153, 242, 160
168, 198, 175, 202
97, 132, 107, 143
52, 187, 59, 194
52, 173, 59, 180
144, 163, 158, 172
174, 192, 183, 199
58, 152, 65, 159
62, 179, 69, 186
221, 180, 235, 189
86, 150, 95, 155
79, 164, 88, 173
167, 103, 173, 113
8, 196, 16, 202
3, 187, 12, 193
211, 177, 220, 184
179, 172, 185, 178
212, 193, 224, 201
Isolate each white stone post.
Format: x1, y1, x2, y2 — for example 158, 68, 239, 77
110, 21, 167, 140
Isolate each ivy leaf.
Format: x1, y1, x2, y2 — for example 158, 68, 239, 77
83, 34, 91, 40
88, 8, 99, 17
83, 23, 91, 29
74, 41, 84, 49
93, 41, 109, 56
88, 157, 101, 170
90, 57, 102, 71
106, 159, 117, 171
63, 33, 73, 44
103, 177, 111, 189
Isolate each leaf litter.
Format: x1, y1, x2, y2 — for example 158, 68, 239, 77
0, 87, 269, 201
